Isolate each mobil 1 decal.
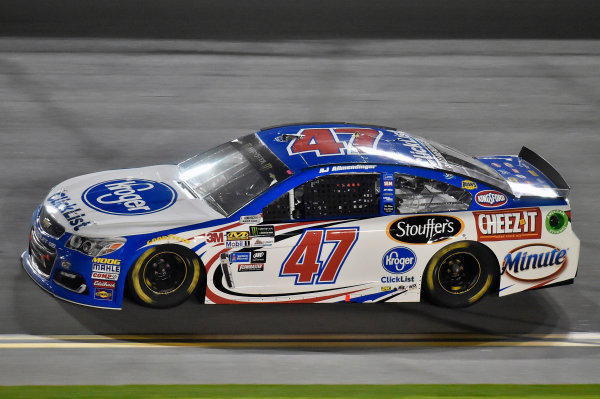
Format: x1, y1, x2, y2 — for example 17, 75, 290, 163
474, 207, 541, 241
387, 215, 463, 244
502, 243, 568, 281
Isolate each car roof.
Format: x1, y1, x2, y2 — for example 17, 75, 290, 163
256, 122, 449, 173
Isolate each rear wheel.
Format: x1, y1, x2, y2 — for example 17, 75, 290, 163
128, 245, 202, 308
423, 241, 496, 308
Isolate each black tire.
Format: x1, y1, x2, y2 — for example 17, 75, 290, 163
128, 244, 203, 308
423, 241, 496, 308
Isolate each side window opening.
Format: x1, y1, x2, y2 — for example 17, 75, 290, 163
263, 173, 380, 222
394, 173, 471, 214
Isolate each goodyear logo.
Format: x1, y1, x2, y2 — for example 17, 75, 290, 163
461, 180, 478, 190
226, 231, 250, 241
92, 258, 121, 265
147, 234, 191, 246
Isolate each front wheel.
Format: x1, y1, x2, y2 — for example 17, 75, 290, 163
128, 245, 202, 308
423, 241, 496, 308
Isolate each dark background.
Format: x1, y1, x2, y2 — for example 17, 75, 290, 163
1, 0, 600, 39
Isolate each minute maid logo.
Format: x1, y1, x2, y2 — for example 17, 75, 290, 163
82, 178, 177, 216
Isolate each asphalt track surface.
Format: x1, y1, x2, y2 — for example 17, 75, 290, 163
0, 38, 599, 385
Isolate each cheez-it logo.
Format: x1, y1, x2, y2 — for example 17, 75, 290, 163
474, 207, 541, 241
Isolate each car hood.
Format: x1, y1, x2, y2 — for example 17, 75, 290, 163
43, 165, 223, 237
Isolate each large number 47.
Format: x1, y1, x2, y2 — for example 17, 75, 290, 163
280, 228, 359, 285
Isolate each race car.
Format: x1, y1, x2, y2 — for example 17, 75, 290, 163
23, 122, 580, 309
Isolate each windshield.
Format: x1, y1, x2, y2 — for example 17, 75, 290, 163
178, 134, 292, 216
425, 139, 512, 193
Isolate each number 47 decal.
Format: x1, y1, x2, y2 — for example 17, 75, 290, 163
280, 228, 359, 285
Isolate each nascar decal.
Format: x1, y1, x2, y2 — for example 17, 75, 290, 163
387, 215, 463, 244
280, 227, 359, 285
474, 207, 541, 241
82, 178, 177, 216
287, 128, 382, 157
502, 244, 568, 281
475, 190, 508, 208
47, 192, 90, 231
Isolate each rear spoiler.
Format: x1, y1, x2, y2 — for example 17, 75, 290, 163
519, 146, 570, 191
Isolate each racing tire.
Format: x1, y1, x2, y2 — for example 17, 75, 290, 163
423, 241, 496, 308
128, 245, 203, 308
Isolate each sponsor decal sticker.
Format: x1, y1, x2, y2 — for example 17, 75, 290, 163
507, 177, 519, 183
92, 257, 121, 265
444, 173, 454, 180
528, 169, 539, 177
474, 207, 541, 241
491, 162, 501, 168
94, 288, 114, 300
93, 280, 116, 289
502, 244, 568, 281
383, 180, 393, 187
251, 237, 274, 247
475, 190, 508, 208
381, 247, 417, 274
206, 232, 224, 244
249, 225, 275, 237
387, 215, 463, 244
381, 286, 392, 292
545, 209, 568, 234
251, 251, 267, 263
504, 162, 513, 168
230, 252, 250, 263
238, 263, 264, 272
91, 272, 119, 281
383, 203, 394, 214
226, 240, 250, 248
240, 214, 262, 224
47, 192, 91, 231
381, 275, 415, 283
147, 234, 191, 246
82, 178, 177, 216
461, 180, 478, 190
92, 264, 121, 274
226, 231, 250, 241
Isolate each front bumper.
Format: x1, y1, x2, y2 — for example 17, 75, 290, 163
22, 207, 124, 310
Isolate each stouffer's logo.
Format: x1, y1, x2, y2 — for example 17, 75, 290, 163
475, 190, 508, 208
387, 215, 463, 244
502, 244, 568, 281
82, 178, 177, 216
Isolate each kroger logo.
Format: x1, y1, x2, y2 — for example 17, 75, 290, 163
475, 190, 508, 208
381, 247, 417, 274
82, 179, 177, 216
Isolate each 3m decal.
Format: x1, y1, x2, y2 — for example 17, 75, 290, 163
206, 232, 224, 244
249, 225, 275, 237
93, 280, 116, 289
502, 244, 568, 281
238, 263, 264, 272
280, 227, 359, 284
475, 190, 508, 208
381, 247, 416, 274
226, 231, 250, 241
474, 208, 541, 241
82, 178, 177, 216
287, 128, 382, 157
94, 288, 114, 300
387, 215, 463, 244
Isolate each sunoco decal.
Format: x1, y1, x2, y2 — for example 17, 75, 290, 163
475, 190, 508, 208
82, 179, 177, 216
502, 244, 568, 281
387, 215, 463, 244
381, 247, 416, 274
474, 207, 541, 241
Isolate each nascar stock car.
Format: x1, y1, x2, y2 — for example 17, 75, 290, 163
23, 122, 580, 309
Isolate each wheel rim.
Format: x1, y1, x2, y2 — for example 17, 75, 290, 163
437, 252, 481, 294
142, 251, 188, 295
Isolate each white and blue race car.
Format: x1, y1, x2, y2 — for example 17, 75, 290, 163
23, 123, 580, 309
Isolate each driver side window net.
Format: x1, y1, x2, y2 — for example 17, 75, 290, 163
263, 173, 380, 222
395, 173, 471, 214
